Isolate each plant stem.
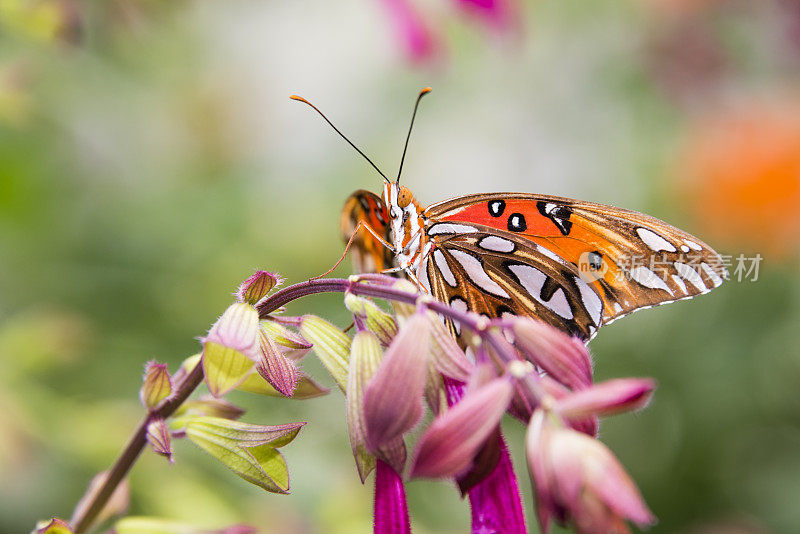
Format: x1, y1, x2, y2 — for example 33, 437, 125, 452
70, 358, 205, 532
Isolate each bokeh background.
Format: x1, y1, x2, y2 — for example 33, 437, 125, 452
1, 0, 800, 532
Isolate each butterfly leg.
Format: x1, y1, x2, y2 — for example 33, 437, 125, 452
311, 220, 395, 280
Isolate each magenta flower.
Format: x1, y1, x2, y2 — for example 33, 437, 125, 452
379, 0, 520, 62
374, 460, 411, 534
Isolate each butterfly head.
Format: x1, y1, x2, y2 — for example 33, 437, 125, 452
383, 181, 425, 267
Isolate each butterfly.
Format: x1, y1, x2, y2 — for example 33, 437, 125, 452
294, 89, 727, 343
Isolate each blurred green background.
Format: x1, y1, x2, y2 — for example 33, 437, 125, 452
1, 0, 799, 532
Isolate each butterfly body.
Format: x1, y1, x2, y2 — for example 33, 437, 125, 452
342, 184, 727, 342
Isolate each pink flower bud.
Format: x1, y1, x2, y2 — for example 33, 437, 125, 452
146, 418, 173, 463
206, 303, 260, 354
140, 360, 172, 410
35, 518, 72, 534
526, 410, 655, 533
363, 313, 430, 451
426, 312, 473, 382
512, 318, 593, 390
255, 329, 299, 397
411, 377, 513, 479
557, 378, 656, 420
236, 270, 282, 305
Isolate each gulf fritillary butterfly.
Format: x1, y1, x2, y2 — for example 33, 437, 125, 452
292, 89, 727, 343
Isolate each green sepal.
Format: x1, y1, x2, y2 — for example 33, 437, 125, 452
202, 342, 254, 397
298, 315, 351, 392
184, 416, 304, 494
260, 320, 312, 349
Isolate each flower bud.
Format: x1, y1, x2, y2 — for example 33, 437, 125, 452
236, 270, 282, 305
345, 293, 398, 345
526, 410, 655, 533
202, 303, 260, 397
255, 329, 299, 397
140, 360, 172, 410
260, 320, 312, 350
298, 315, 351, 392
411, 377, 514, 479
35, 519, 72, 534
426, 312, 473, 382
346, 330, 383, 481
363, 313, 430, 451
389, 279, 419, 320
557, 378, 656, 420
146, 418, 173, 463
512, 318, 593, 391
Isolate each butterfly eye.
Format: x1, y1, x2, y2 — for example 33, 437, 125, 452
397, 186, 413, 208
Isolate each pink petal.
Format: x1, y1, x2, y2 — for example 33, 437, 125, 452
373, 460, 411, 534
513, 318, 593, 390
557, 378, 656, 420
411, 377, 513, 479
363, 313, 430, 451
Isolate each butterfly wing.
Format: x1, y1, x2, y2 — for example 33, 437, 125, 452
341, 190, 394, 274
419, 223, 603, 341
424, 193, 726, 327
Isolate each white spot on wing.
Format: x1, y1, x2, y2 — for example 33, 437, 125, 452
450, 250, 510, 298
428, 223, 477, 236
701, 262, 724, 287
629, 266, 674, 296
680, 245, 690, 253
449, 298, 467, 335
674, 262, 706, 292
434, 249, 457, 287
612, 302, 623, 314
533, 244, 566, 264
508, 264, 573, 320
478, 236, 515, 253
418, 256, 431, 292
685, 240, 702, 251
671, 274, 687, 294
637, 228, 677, 252
575, 276, 603, 325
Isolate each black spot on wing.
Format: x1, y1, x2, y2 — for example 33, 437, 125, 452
507, 213, 527, 232
488, 200, 506, 217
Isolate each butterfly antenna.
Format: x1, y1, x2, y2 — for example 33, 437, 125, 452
396, 86, 432, 184
290, 95, 390, 183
